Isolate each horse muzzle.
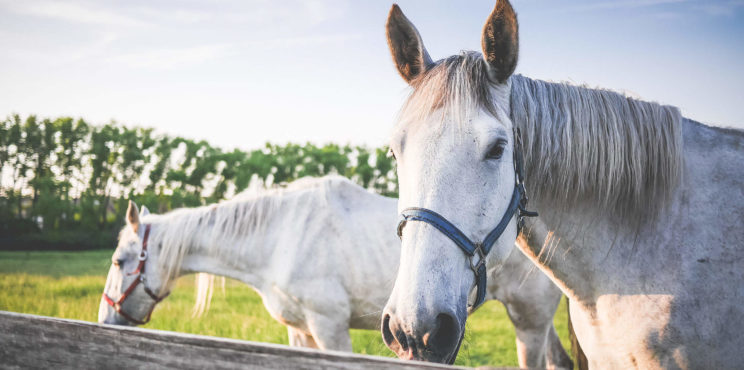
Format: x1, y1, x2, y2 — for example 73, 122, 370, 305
381, 305, 465, 364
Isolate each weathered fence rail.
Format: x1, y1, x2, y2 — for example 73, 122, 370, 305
0, 311, 511, 369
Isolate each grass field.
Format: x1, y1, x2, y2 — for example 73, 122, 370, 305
0, 250, 572, 367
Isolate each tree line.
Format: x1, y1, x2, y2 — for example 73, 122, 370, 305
0, 115, 397, 250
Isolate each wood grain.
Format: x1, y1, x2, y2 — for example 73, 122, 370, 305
0, 311, 517, 369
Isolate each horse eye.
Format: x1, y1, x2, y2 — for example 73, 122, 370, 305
486, 140, 507, 160
113, 259, 124, 268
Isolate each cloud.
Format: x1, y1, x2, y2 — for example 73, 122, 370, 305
0, 29, 120, 66
105, 44, 233, 70
574, 0, 687, 11
653, 11, 685, 19
569, 0, 744, 18
694, 1, 744, 17
129, 0, 349, 28
220, 0, 349, 26
245, 33, 362, 50
0, 0, 150, 28
102, 32, 361, 70
0, 0, 356, 71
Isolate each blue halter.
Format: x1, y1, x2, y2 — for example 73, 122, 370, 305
396, 132, 537, 311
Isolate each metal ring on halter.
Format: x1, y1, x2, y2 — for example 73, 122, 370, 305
469, 243, 486, 274
396, 219, 406, 240
139, 250, 148, 261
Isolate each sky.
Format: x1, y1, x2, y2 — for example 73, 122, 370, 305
1, 0, 743, 151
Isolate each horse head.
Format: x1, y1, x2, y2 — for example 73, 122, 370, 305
382, 0, 523, 363
98, 201, 169, 326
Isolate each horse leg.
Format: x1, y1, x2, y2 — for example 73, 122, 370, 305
507, 311, 550, 370
304, 312, 352, 352
506, 299, 573, 370
545, 324, 573, 370
493, 245, 572, 369
287, 326, 319, 348
501, 286, 566, 370
511, 321, 572, 370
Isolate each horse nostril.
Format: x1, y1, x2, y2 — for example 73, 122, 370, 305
382, 313, 409, 352
426, 313, 459, 353
382, 314, 395, 346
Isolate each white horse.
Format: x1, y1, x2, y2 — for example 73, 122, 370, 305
382, 1, 744, 367
98, 176, 571, 368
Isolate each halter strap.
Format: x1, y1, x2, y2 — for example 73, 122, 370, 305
396, 128, 537, 311
397, 186, 524, 310
102, 224, 169, 325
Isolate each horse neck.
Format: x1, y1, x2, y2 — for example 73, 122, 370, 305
155, 192, 297, 291
509, 75, 687, 302
521, 118, 744, 306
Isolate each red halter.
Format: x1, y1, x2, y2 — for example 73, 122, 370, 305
102, 224, 169, 325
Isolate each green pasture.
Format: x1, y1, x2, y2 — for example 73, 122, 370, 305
0, 250, 571, 367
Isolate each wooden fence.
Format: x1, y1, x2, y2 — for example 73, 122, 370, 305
0, 311, 510, 369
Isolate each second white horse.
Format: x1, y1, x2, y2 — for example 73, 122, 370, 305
98, 176, 570, 368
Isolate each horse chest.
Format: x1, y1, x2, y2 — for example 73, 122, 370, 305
573, 294, 691, 369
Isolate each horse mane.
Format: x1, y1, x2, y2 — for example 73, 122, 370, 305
397, 51, 683, 220
141, 176, 354, 295
510, 74, 682, 219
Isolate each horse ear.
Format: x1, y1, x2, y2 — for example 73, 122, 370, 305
140, 205, 150, 217
386, 4, 433, 83
481, 0, 519, 83
126, 200, 140, 232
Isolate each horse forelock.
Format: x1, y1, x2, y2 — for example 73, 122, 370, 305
398, 51, 499, 130
395, 50, 683, 221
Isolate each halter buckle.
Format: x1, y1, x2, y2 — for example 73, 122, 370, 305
516, 176, 538, 230
469, 243, 486, 274
139, 250, 148, 261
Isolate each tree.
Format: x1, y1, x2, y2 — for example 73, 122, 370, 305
54, 117, 89, 226
373, 146, 397, 196
85, 123, 121, 228
0, 114, 400, 250
5, 115, 29, 218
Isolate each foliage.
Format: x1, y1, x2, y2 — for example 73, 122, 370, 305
0, 115, 397, 250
